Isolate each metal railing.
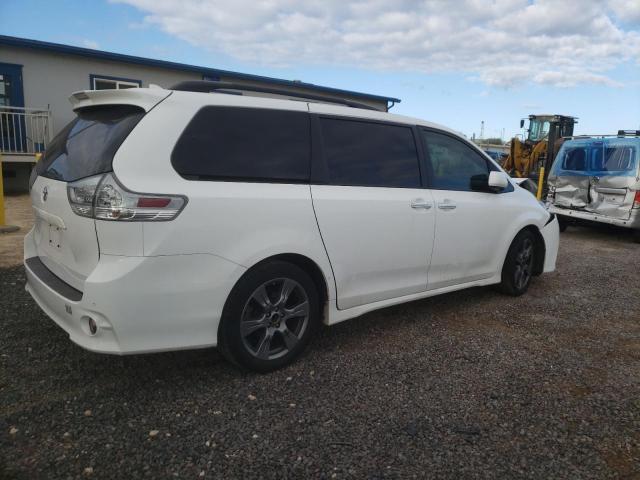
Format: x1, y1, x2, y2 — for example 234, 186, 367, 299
0, 106, 53, 155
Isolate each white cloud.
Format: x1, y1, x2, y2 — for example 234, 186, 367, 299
82, 39, 100, 49
114, 0, 640, 88
608, 0, 640, 24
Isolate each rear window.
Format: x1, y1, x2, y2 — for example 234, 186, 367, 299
319, 118, 421, 188
171, 107, 311, 182
561, 148, 588, 172
36, 105, 144, 182
553, 141, 638, 176
592, 146, 636, 172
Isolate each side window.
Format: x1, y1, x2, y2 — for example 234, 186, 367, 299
422, 130, 490, 191
171, 107, 311, 182
320, 118, 421, 188
562, 148, 587, 171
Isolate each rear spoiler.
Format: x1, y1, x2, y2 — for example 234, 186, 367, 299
69, 86, 172, 112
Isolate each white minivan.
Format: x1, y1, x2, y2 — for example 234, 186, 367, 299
24, 82, 559, 371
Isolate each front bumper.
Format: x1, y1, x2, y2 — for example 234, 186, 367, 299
548, 205, 640, 229
24, 227, 246, 354
540, 215, 559, 273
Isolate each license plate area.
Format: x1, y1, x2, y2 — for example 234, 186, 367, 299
49, 224, 63, 249
597, 194, 623, 205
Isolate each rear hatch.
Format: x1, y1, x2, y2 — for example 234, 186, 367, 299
29, 100, 151, 291
549, 139, 639, 220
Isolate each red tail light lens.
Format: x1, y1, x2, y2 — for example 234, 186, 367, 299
136, 198, 171, 208
68, 173, 187, 221
634, 190, 640, 209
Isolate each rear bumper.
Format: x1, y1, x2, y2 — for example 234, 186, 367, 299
24, 228, 246, 354
540, 215, 559, 273
548, 205, 640, 229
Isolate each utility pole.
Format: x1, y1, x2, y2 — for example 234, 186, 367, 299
480, 121, 485, 140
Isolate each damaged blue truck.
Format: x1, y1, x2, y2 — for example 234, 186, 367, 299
546, 131, 640, 243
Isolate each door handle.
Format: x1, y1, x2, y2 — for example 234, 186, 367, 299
411, 199, 432, 210
438, 199, 457, 210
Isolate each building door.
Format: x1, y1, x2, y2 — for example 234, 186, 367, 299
0, 62, 26, 152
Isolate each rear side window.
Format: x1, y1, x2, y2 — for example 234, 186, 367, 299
319, 118, 420, 188
171, 107, 310, 182
37, 105, 144, 182
421, 130, 489, 191
561, 148, 588, 171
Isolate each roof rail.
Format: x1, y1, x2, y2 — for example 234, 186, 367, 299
618, 130, 640, 137
169, 80, 382, 111
563, 133, 640, 140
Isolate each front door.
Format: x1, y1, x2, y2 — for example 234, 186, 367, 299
421, 129, 517, 290
310, 113, 435, 310
0, 62, 26, 152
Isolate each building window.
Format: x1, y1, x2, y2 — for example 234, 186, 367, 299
90, 75, 141, 90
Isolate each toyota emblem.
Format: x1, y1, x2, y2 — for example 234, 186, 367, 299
42, 186, 48, 202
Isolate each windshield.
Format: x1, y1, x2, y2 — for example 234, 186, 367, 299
528, 119, 550, 142
551, 141, 638, 177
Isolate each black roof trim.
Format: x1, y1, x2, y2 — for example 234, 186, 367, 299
170, 80, 381, 111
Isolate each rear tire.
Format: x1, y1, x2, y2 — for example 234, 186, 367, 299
633, 229, 640, 244
217, 261, 320, 372
498, 230, 536, 296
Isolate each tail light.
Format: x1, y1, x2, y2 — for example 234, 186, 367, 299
634, 190, 640, 209
68, 173, 187, 221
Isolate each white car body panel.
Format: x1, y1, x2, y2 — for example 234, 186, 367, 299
428, 186, 548, 290
25, 227, 245, 353
69, 87, 171, 113
311, 185, 435, 310
540, 216, 560, 272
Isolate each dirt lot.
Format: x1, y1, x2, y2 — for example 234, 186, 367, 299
0, 194, 33, 268
1, 196, 639, 479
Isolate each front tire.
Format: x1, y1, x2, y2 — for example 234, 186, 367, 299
218, 261, 320, 372
498, 230, 536, 296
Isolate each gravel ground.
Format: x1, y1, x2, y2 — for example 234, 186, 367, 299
1, 225, 639, 479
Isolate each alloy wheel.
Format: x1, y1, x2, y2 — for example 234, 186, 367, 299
240, 278, 310, 360
514, 237, 534, 290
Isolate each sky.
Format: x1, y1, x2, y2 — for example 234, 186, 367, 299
1, 0, 639, 140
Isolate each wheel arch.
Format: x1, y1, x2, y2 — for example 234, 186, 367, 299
222, 253, 330, 321
266, 253, 330, 308
520, 225, 546, 276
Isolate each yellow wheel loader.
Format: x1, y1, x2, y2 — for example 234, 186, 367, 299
504, 114, 577, 185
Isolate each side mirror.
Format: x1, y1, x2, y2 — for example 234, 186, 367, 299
470, 172, 509, 193
520, 119, 525, 128
488, 171, 509, 190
